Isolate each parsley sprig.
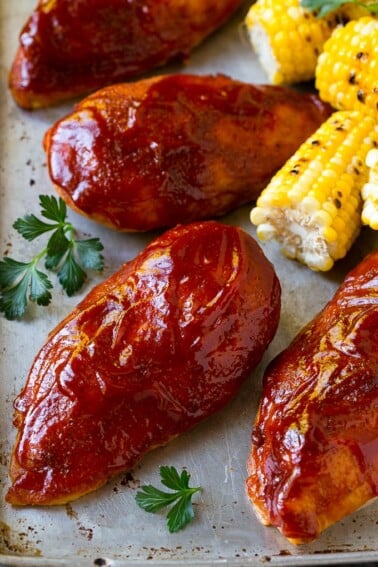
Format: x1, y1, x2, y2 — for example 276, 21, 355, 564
301, 0, 378, 17
135, 466, 202, 533
0, 195, 104, 320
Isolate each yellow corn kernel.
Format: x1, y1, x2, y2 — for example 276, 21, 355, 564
250, 111, 378, 271
361, 148, 378, 229
316, 17, 378, 115
244, 0, 371, 85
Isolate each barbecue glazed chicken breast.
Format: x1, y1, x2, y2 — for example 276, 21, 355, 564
9, 0, 244, 109
7, 221, 281, 506
247, 251, 378, 543
43, 74, 332, 232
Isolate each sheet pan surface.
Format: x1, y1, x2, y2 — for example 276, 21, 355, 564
0, 1, 377, 565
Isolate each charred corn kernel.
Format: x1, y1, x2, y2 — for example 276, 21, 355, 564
316, 17, 378, 115
362, 148, 378, 229
244, 0, 371, 85
250, 111, 378, 271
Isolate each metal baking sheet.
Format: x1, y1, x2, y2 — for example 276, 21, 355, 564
0, 1, 377, 566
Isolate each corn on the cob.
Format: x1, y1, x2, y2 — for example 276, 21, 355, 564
244, 0, 371, 85
316, 17, 378, 114
362, 148, 378, 229
250, 111, 378, 271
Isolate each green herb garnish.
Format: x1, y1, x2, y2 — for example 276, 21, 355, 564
301, 0, 378, 17
135, 466, 202, 533
0, 195, 104, 320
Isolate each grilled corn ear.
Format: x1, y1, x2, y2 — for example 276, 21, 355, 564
244, 0, 371, 85
362, 148, 378, 229
250, 111, 378, 271
316, 17, 378, 114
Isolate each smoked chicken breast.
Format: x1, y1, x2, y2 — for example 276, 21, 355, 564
246, 251, 378, 543
43, 74, 332, 232
9, 0, 244, 109
7, 221, 281, 506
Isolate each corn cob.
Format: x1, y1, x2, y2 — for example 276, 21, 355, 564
316, 17, 378, 114
362, 148, 378, 229
244, 0, 371, 85
250, 111, 378, 271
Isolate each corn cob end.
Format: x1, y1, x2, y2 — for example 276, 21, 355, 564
244, 0, 372, 87
362, 148, 378, 229
251, 206, 345, 271
251, 111, 378, 271
244, 1, 329, 85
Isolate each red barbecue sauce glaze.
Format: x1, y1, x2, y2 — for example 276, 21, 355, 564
44, 74, 332, 231
7, 221, 281, 505
9, 0, 245, 108
247, 251, 378, 543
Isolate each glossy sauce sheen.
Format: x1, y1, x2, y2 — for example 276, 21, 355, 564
7, 221, 281, 505
43, 74, 332, 232
9, 0, 244, 108
246, 251, 378, 543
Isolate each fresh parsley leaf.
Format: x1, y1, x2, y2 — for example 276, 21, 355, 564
39, 194, 67, 223
160, 465, 191, 491
135, 466, 201, 533
301, 0, 378, 16
45, 227, 71, 269
0, 276, 30, 320
0, 194, 104, 320
135, 485, 180, 512
0, 258, 53, 320
0, 258, 29, 288
75, 238, 104, 271
13, 214, 56, 241
166, 492, 196, 534
57, 249, 87, 296
29, 268, 53, 305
